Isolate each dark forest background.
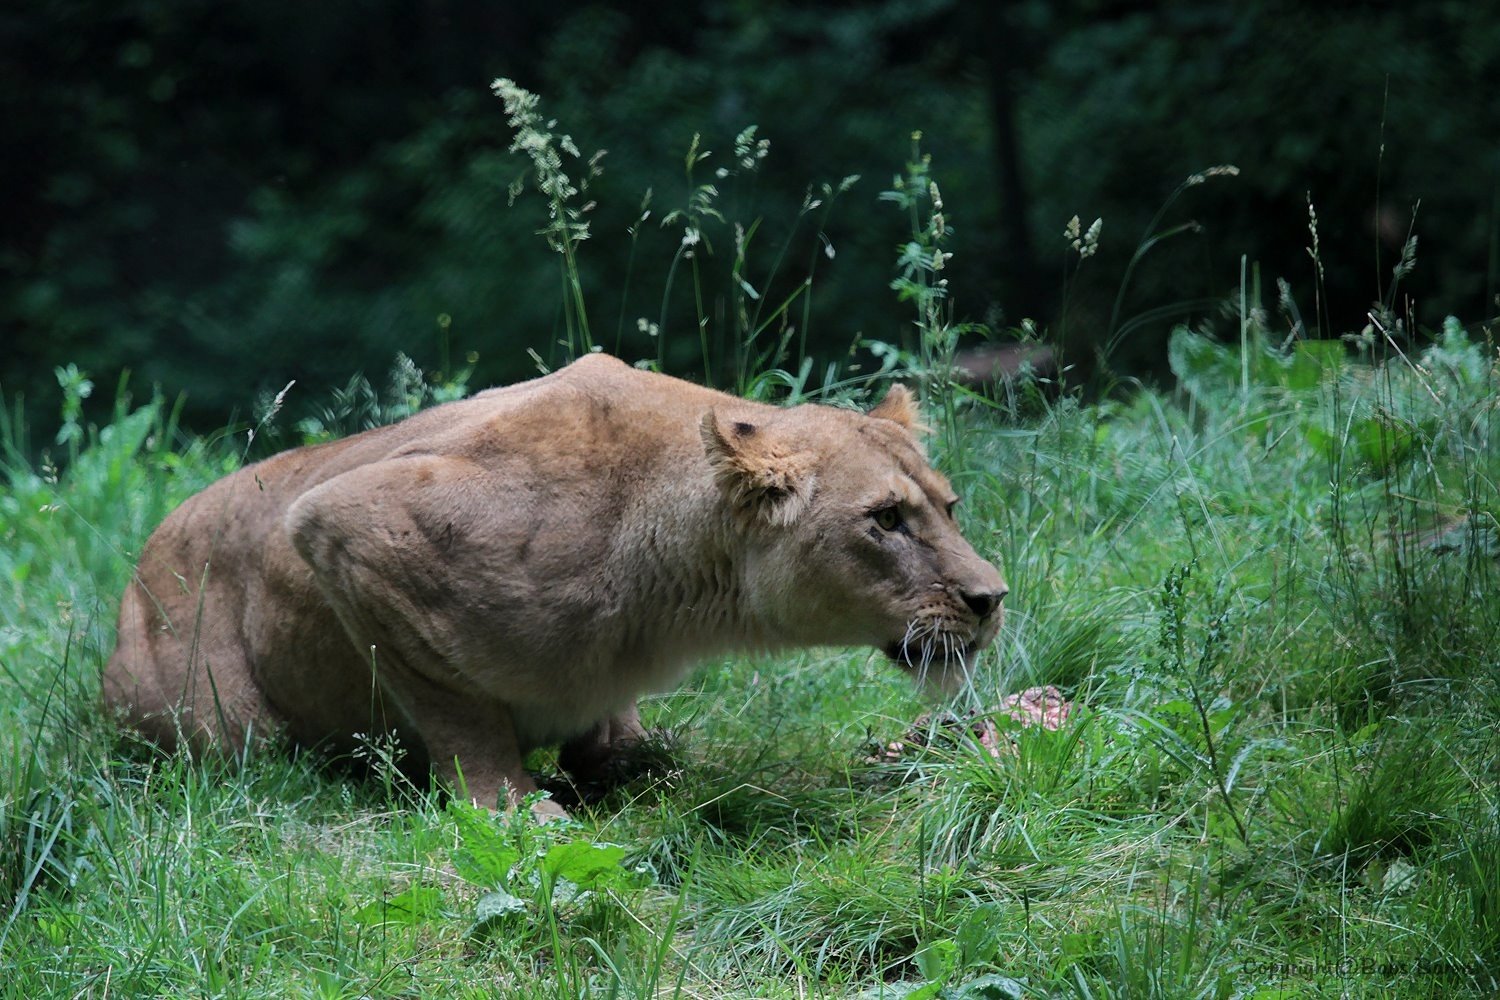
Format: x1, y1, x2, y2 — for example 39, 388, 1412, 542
4, 0, 1498, 439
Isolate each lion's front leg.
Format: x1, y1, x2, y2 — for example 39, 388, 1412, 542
558, 702, 649, 787
403, 684, 567, 819
286, 454, 570, 821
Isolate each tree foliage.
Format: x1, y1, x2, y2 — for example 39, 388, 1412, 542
3, 0, 1495, 437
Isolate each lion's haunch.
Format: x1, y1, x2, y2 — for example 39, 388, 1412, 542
104, 354, 1006, 817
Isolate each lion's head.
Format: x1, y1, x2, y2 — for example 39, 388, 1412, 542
701, 385, 1007, 689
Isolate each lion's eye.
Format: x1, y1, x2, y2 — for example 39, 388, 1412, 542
873, 506, 903, 532
945, 499, 959, 519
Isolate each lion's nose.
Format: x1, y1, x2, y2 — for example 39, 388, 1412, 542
961, 585, 1008, 619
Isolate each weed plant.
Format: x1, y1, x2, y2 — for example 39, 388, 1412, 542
1, 83, 1497, 997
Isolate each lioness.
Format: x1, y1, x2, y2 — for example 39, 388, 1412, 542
105, 353, 1006, 817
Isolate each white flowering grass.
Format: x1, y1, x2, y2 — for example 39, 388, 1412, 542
492, 77, 603, 352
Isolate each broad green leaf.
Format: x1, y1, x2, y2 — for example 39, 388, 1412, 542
1208, 707, 1237, 737
448, 799, 519, 887
1286, 341, 1344, 388
1060, 931, 1096, 958
474, 888, 527, 926
954, 903, 1005, 965
913, 938, 958, 985
1154, 699, 1195, 725
1351, 416, 1412, 471
1299, 422, 1350, 466
952, 975, 1027, 1000
541, 839, 629, 890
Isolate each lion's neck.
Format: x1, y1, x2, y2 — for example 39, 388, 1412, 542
611, 490, 784, 666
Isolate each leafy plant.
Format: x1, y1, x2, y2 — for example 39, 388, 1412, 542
897, 906, 1026, 1000
878, 132, 982, 449
442, 798, 651, 944
293, 349, 474, 445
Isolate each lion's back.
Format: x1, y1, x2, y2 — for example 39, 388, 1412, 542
102, 353, 789, 752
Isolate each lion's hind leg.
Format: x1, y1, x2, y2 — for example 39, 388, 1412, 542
103, 578, 275, 757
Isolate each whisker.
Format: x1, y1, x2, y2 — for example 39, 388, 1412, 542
899, 619, 920, 667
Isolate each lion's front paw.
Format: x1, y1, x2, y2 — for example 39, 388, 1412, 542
529, 797, 572, 823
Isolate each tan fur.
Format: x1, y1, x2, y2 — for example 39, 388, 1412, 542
104, 354, 1007, 817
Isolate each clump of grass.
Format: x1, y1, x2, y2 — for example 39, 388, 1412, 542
688, 839, 941, 981
1268, 718, 1473, 871
1063, 860, 1245, 1000
1446, 798, 1500, 973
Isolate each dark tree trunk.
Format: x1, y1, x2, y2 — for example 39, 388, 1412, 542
969, 0, 1043, 321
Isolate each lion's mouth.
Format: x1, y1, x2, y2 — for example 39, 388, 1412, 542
882, 613, 1001, 689
883, 635, 979, 676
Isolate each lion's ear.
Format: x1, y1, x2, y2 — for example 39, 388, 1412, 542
700, 410, 815, 526
869, 384, 920, 430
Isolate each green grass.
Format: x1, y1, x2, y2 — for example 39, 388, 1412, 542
3, 94, 1498, 997
4, 324, 1496, 998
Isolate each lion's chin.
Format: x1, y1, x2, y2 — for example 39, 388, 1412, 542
883, 638, 978, 694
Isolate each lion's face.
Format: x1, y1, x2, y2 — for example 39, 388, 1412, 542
701, 387, 1007, 689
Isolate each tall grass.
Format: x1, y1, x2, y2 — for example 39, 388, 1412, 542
1, 82, 1497, 997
